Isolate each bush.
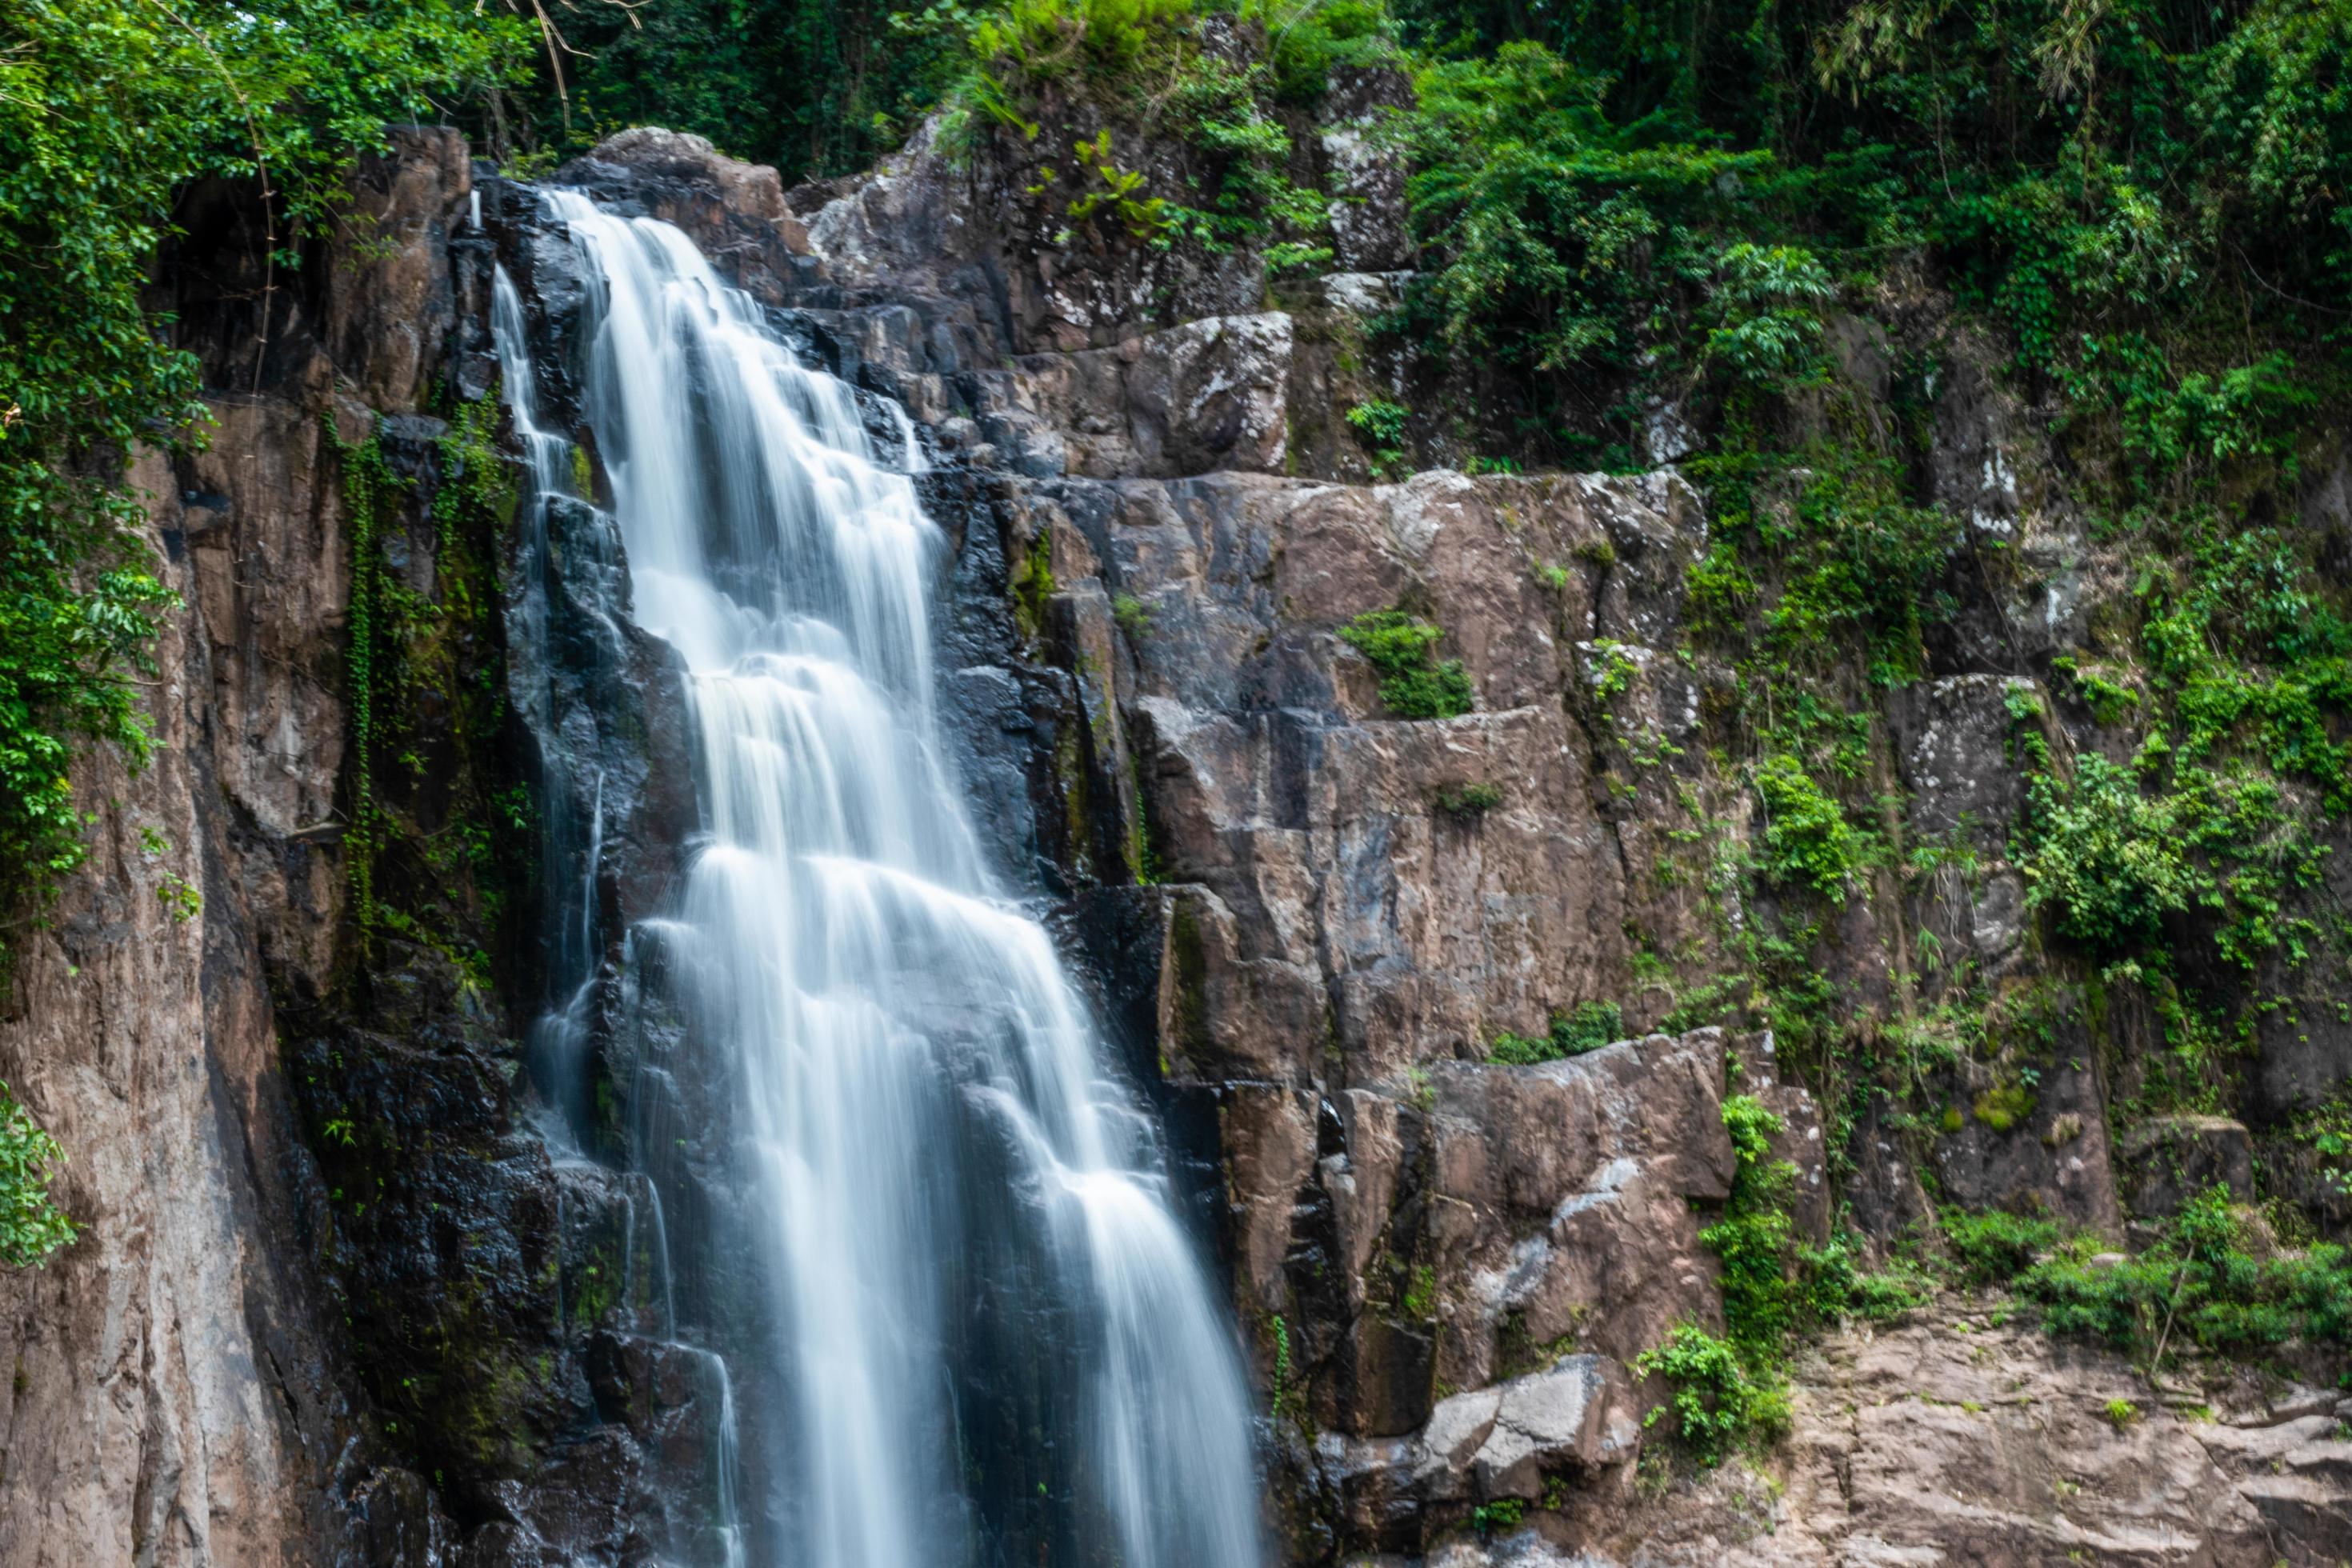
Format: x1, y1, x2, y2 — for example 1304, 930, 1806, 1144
1487, 999, 1622, 1063
1753, 753, 1860, 898
0, 1081, 75, 1267
1941, 1207, 2064, 1286
2018, 1186, 2352, 1361
2016, 754, 2205, 957
1338, 609, 1476, 718
1634, 1323, 1791, 1467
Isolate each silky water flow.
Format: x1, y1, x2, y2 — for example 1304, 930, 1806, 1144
491, 188, 1263, 1568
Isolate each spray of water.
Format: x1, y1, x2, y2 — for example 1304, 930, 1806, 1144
498, 189, 1262, 1567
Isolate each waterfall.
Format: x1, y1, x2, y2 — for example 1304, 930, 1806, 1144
499, 187, 1264, 1567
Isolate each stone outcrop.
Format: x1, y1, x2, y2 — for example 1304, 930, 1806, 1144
1537, 1314, 2352, 1567
0, 128, 482, 1566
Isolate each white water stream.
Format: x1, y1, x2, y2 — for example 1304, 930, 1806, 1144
495, 190, 1262, 1567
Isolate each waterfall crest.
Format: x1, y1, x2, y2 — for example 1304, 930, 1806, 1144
498, 187, 1264, 1568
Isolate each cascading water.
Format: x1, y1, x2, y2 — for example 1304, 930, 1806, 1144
498, 186, 1264, 1566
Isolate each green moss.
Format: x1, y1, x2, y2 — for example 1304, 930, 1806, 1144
1011, 540, 1059, 642
1401, 1263, 1439, 1321
1111, 592, 1154, 640
1970, 1081, 2038, 1134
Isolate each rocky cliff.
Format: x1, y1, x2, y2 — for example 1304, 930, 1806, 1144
2, 95, 2350, 1568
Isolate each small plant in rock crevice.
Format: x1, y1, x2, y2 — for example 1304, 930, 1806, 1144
1346, 398, 1411, 476
1338, 608, 1474, 719
1436, 782, 1503, 818
1488, 1000, 1622, 1064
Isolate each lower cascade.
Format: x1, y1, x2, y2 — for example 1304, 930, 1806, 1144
492, 188, 1264, 1566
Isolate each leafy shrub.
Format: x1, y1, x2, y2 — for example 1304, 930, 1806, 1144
1346, 398, 1411, 474
0, 1081, 75, 1267
1338, 609, 1475, 718
1702, 243, 1836, 385
1802, 1235, 1934, 1322
1634, 1323, 1791, 1467
1753, 753, 1860, 898
1470, 1496, 1526, 1534
1941, 1207, 2064, 1286
2015, 754, 2204, 957
2018, 1186, 2352, 1360
1706, 1095, 1798, 1350
1488, 999, 1621, 1063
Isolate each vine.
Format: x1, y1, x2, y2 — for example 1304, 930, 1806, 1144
325, 410, 399, 940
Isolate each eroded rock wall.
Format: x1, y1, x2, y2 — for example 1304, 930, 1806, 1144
0, 129, 482, 1566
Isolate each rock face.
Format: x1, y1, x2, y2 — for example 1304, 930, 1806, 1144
0, 129, 481, 1566
1550, 1314, 2352, 1567
0, 129, 724, 1566
11, 92, 2351, 1566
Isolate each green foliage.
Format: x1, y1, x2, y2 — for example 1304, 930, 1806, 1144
1488, 999, 1622, 1064
1436, 782, 1504, 818
2019, 1186, 2352, 1363
2015, 754, 2201, 957
1400, 42, 1767, 411
1753, 753, 1860, 898
1940, 1207, 2064, 1286
1112, 592, 1155, 639
1634, 1323, 1790, 1468
1702, 243, 1835, 386
1470, 1496, 1526, 1534
1058, 129, 1167, 237
0, 1081, 75, 1267
1338, 609, 1475, 718
1401, 1262, 1438, 1319
326, 416, 401, 935
525, 0, 990, 178
1238, 0, 1396, 101
1154, 52, 1334, 269
1644, 1090, 1934, 1466
972, 0, 1192, 82
1801, 1231, 1933, 1322
1346, 398, 1411, 474
1011, 539, 1060, 640
1706, 1094, 1798, 1350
